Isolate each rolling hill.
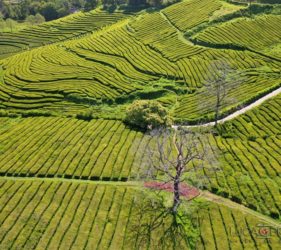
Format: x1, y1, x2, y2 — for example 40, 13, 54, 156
0, 0, 280, 249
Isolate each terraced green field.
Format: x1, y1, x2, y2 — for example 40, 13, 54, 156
0, 118, 143, 180
0, 94, 280, 218
0, 0, 281, 248
0, 178, 280, 250
193, 14, 281, 58
0, 9, 131, 59
201, 94, 281, 217
0, 0, 280, 123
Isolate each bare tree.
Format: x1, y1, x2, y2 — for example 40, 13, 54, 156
249, 0, 253, 7
206, 62, 231, 127
129, 128, 220, 248
248, 0, 253, 17
142, 127, 215, 214
201, 60, 243, 128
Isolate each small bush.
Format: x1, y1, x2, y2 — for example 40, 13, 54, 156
76, 110, 94, 121
262, 134, 270, 140
124, 100, 172, 130
0, 110, 21, 118
270, 210, 280, 219
248, 135, 257, 142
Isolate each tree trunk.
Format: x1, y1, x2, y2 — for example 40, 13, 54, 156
172, 176, 180, 213
214, 104, 219, 127
215, 85, 220, 127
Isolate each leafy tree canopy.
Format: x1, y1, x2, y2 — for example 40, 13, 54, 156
125, 100, 172, 130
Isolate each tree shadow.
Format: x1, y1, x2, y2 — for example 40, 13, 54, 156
126, 192, 206, 249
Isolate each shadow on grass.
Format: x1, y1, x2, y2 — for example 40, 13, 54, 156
125, 193, 206, 249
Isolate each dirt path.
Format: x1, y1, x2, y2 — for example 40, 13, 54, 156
173, 86, 281, 128
2, 175, 280, 227
201, 190, 281, 227
159, 11, 194, 46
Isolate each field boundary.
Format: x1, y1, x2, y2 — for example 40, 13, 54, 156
201, 191, 281, 228
0, 175, 141, 186
1, 175, 280, 228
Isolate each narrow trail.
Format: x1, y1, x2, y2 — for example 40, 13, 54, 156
159, 11, 194, 46
201, 190, 281, 228
173, 86, 281, 128
1, 176, 280, 227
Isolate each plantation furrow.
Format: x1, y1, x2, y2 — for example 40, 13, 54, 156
71, 120, 109, 178
8, 118, 67, 175
86, 187, 118, 249
193, 15, 281, 60
117, 131, 138, 180
43, 185, 81, 248
21, 181, 63, 249
174, 86, 281, 127
100, 128, 131, 179
80, 120, 120, 178
217, 138, 259, 202
0, 181, 43, 244
28, 119, 80, 176
205, 135, 229, 190
120, 193, 136, 250
34, 121, 84, 175
218, 207, 232, 250
0, 178, 280, 249
246, 141, 278, 177
201, 208, 217, 249
75, 185, 106, 250
35, 182, 76, 249
8, 181, 53, 249
68, 185, 98, 250
82, 185, 108, 249
50, 184, 89, 249
0, 1, 281, 248
0, 118, 50, 162
0, 9, 132, 59
63, 120, 102, 176
49, 121, 93, 176
0, 181, 26, 213
0, 117, 33, 140
91, 124, 128, 179
96, 187, 126, 250
108, 189, 132, 249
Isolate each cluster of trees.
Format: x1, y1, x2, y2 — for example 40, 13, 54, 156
0, 0, 99, 21
257, 0, 281, 3
0, 0, 176, 22
25, 13, 45, 25
229, 0, 281, 4
0, 12, 45, 32
0, 17, 17, 32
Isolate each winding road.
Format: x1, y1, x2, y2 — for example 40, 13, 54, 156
173, 86, 281, 128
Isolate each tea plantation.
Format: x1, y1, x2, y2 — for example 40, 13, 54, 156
0, 0, 280, 249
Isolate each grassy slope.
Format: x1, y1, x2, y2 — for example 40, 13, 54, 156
0, 0, 280, 123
